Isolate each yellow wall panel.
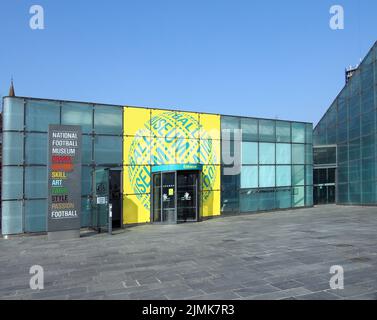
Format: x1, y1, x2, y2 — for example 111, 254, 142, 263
202, 165, 221, 191
124, 136, 151, 166
124, 107, 151, 137
200, 139, 221, 165
202, 190, 221, 217
123, 194, 150, 224
151, 137, 176, 165
175, 112, 200, 139
175, 138, 200, 164
123, 165, 151, 195
200, 113, 221, 141
151, 109, 176, 138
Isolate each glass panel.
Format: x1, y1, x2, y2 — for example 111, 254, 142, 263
82, 166, 92, 196
276, 166, 291, 187
221, 116, 240, 131
81, 197, 92, 227
349, 139, 360, 161
306, 165, 313, 186
222, 167, 240, 191
337, 165, 348, 184
362, 135, 375, 159
317, 168, 327, 184
221, 139, 241, 166
1, 201, 23, 234
313, 146, 336, 165
349, 182, 361, 204
177, 172, 198, 222
239, 189, 258, 212
26, 99, 60, 131
362, 181, 376, 204
82, 135, 93, 164
25, 200, 46, 232
293, 165, 305, 186
221, 116, 240, 141
25, 167, 47, 199
259, 143, 275, 164
241, 118, 258, 141
152, 173, 162, 222
92, 169, 109, 228
162, 173, 176, 223
276, 121, 291, 143
337, 145, 348, 163
349, 86, 361, 108
2, 167, 23, 200
305, 123, 313, 144
349, 160, 361, 182
327, 126, 336, 144
305, 186, 313, 206
2, 132, 24, 165
94, 105, 123, 134
327, 168, 335, 183
259, 166, 275, 188
292, 144, 305, 164
94, 136, 122, 164
348, 115, 360, 140
276, 188, 292, 209
3, 97, 24, 131
361, 88, 375, 113
305, 145, 313, 165
276, 144, 291, 164
25, 133, 47, 165
221, 187, 239, 213
259, 189, 275, 210
338, 183, 349, 204
61, 102, 93, 133
362, 158, 375, 182
292, 123, 306, 143
293, 186, 305, 207
242, 142, 258, 165
337, 95, 347, 124
241, 166, 258, 189
259, 120, 275, 142
361, 111, 375, 136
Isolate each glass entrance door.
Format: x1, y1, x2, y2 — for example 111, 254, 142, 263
313, 168, 336, 205
162, 172, 176, 223
151, 170, 200, 223
152, 172, 176, 223
152, 173, 162, 222
177, 171, 199, 222
92, 168, 109, 231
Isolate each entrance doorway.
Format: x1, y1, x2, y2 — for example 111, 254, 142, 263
151, 170, 200, 223
92, 168, 122, 231
313, 168, 336, 205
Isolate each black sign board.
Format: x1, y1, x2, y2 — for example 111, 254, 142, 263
47, 125, 82, 238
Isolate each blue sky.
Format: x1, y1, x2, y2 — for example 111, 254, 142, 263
0, 0, 376, 125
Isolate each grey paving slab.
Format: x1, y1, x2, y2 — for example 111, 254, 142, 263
1, 205, 377, 300
295, 290, 343, 300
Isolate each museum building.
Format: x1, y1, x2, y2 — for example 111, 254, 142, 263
1, 41, 376, 236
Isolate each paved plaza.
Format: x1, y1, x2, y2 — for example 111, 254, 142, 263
1, 205, 377, 300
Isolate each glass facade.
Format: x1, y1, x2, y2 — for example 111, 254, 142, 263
313, 42, 377, 205
1, 98, 123, 234
221, 116, 313, 214
1, 97, 313, 235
